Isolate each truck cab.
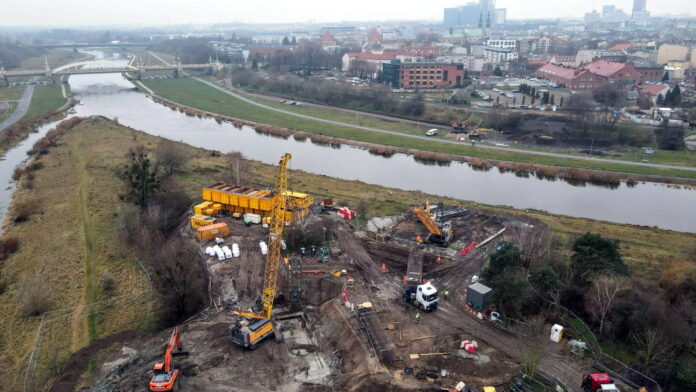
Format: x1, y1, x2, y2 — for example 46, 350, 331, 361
403, 281, 438, 312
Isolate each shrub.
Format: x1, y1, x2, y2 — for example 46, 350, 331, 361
368, 145, 397, 157
14, 199, 40, 223
16, 274, 51, 316
0, 237, 20, 259
98, 271, 117, 295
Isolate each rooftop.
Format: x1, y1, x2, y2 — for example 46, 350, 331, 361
583, 59, 626, 77
537, 62, 585, 80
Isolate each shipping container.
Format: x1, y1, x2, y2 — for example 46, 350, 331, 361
196, 222, 230, 241
190, 214, 217, 229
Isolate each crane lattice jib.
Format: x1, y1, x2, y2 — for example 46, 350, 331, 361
261, 153, 291, 319
414, 203, 441, 236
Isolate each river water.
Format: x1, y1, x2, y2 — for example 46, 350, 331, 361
1, 54, 695, 232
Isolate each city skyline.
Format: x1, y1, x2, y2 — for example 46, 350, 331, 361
0, 0, 693, 27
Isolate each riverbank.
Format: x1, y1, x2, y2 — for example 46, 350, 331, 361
145, 90, 696, 188
0, 116, 693, 389
139, 77, 696, 183
0, 88, 75, 155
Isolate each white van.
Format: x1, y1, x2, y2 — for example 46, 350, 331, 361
426, 128, 439, 136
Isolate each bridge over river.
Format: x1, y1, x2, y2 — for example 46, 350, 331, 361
1, 60, 222, 86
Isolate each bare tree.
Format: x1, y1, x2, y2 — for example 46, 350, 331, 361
225, 151, 250, 185
586, 276, 623, 337
630, 325, 675, 372
355, 197, 370, 224
155, 140, 190, 176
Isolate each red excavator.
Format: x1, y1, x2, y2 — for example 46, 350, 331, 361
149, 328, 185, 391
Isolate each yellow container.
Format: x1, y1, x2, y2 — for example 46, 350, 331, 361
204, 208, 215, 216
213, 203, 222, 211
190, 214, 217, 229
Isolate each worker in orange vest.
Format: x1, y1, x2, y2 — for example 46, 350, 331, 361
416, 234, 423, 243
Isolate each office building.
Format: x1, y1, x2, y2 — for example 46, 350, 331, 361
444, 1, 497, 28
633, 0, 647, 14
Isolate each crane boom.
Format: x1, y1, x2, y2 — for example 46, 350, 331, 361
261, 153, 291, 319
414, 202, 441, 236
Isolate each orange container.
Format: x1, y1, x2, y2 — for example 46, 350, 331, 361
196, 222, 230, 241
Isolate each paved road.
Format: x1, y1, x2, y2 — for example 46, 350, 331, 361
195, 78, 696, 173
0, 85, 35, 132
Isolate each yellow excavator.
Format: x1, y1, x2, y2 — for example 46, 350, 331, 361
229, 153, 291, 350
413, 201, 453, 246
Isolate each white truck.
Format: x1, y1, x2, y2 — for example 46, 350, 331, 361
401, 248, 438, 311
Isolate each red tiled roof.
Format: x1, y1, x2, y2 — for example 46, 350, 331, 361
320, 32, 335, 42
583, 59, 626, 77
346, 51, 397, 61
637, 84, 668, 96
537, 63, 584, 80
608, 43, 636, 51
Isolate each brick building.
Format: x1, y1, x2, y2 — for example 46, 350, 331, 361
534, 63, 605, 89
399, 62, 465, 89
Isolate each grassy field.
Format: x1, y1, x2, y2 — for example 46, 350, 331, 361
224, 84, 696, 168
142, 78, 696, 180
0, 117, 693, 389
0, 118, 153, 390
0, 86, 26, 101
18, 49, 88, 71
23, 85, 67, 121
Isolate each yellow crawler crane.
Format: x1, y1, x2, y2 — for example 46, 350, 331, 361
229, 153, 291, 349
413, 201, 453, 246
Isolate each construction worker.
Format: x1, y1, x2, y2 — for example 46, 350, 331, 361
443, 289, 449, 301
415, 312, 421, 323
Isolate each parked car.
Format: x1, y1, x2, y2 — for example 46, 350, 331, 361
426, 129, 439, 136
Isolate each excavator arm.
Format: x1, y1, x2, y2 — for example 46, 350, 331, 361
233, 311, 266, 320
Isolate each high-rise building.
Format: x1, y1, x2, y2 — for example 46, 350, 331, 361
632, 0, 647, 14
444, 1, 498, 28
602, 5, 616, 17
495, 8, 507, 25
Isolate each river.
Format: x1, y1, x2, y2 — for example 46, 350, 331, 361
1, 53, 695, 232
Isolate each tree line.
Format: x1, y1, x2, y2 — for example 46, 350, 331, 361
483, 233, 696, 391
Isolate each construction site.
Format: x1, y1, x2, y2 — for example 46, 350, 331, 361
49, 152, 641, 392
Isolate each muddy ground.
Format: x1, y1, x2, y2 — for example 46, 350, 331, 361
53, 210, 593, 392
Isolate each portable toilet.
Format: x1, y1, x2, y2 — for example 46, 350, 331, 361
550, 324, 564, 343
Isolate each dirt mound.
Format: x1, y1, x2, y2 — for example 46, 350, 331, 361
50, 329, 153, 392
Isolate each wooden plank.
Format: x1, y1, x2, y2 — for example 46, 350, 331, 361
409, 335, 436, 341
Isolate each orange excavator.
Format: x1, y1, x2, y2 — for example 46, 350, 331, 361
149, 328, 185, 391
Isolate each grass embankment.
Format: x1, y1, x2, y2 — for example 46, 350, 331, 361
0, 118, 152, 391
0, 117, 693, 389
18, 49, 87, 71
141, 78, 696, 181
23, 85, 68, 122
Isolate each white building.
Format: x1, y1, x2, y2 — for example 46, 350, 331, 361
486, 39, 517, 51
484, 47, 518, 65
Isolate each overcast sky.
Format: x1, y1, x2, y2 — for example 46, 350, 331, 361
0, 0, 693, 27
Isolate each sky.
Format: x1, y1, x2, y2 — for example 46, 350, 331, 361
0, 0, 693, 27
